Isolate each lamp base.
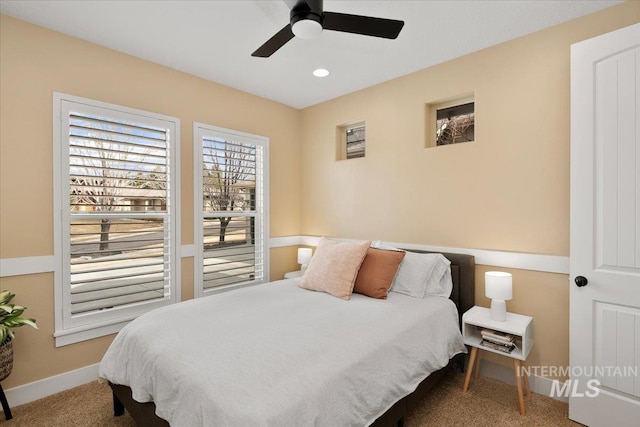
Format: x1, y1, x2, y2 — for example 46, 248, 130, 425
300, 264, 308, 274
490, 299, 507, 322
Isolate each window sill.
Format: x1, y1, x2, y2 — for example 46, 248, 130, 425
54, 318, 134, 347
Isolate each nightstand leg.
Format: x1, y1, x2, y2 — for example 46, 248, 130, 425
463, 347, 478, 393
474, 349, 482, 380
522, 361, 531, 397
513, 359, 526, 415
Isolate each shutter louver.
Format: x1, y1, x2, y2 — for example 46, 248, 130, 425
201, 136, 264, 290
68, 111, 172, 316
346, 125, 365, 159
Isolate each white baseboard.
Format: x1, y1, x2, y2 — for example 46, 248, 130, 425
0, 357, 566, 413
1, 363, 100, 410
478, 359, 569, 403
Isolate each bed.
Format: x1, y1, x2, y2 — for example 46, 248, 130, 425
100, 249, 475, 426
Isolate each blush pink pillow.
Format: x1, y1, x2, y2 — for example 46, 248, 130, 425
300, 238, 371, 300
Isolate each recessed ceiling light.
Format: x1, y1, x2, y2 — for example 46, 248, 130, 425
313, 68, 330, 78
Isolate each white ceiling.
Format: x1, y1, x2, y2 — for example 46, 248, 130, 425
0, 0, 624, 109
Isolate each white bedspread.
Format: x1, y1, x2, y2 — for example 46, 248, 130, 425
99, 278, 466, 427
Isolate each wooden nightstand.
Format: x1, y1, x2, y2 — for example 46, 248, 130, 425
461, 306, 534, 415
284, 270, 303, 279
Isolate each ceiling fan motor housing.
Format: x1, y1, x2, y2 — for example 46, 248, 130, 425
291, 0, 324, 28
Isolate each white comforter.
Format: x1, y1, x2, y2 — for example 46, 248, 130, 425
99, 278, 466, 427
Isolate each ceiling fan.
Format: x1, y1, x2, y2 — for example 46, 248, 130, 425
252, 0, 404, 58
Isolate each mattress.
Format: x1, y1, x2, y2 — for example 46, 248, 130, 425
99, 278, 466, 426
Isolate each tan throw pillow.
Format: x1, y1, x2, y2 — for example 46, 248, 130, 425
353, 248, 406, 299
300, 238, 371, 300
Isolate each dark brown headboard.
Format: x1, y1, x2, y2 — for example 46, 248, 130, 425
402, 249, 475, 327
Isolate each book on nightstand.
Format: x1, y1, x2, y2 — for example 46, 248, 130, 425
480, 328, 516, 345
479, 328, 517, 353
480, 338, 516, 353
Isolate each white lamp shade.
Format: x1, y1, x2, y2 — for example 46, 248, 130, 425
485, 271, 513, 300
297, 248, 313, 265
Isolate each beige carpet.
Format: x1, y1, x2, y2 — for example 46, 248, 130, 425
404, 370, 582, 427
1, 370, 581, 426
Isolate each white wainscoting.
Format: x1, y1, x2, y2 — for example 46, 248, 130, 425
268, 235, 303, 248
270, 236, 569, 274
180, 244, 195, 258
0, 256, 56, 278
0, 238, 569, 278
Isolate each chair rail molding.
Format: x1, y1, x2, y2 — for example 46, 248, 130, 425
1, 237, 568, 278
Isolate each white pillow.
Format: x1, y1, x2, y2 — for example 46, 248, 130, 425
426, 256, 453, 298
383, 249, 452, 299
371, 240, 402, 251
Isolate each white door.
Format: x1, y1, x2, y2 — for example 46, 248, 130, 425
570, 23, 640, 427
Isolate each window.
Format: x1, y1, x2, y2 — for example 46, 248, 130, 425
426, 96, 475, 147
436, 102, 475, 145
194, 123, 269, 297
346, 125, 365, 159
53, 93, 180, 346
336, 121, 365, 160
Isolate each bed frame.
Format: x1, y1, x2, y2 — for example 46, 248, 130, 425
110, 250, 475, 427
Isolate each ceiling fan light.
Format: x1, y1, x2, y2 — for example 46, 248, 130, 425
292, 19, 323, 39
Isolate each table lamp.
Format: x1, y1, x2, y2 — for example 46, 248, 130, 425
297, 248, 313, 273
485, 271, 512, 321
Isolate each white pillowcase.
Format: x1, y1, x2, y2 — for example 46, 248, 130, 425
371, 240, 402, 251
372, 242, 452, 299
425, 255, 453, 298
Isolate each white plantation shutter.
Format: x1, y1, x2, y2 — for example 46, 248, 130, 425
194, 124, 269, 297
54, 93, 179, 344
346, 125, 365, 159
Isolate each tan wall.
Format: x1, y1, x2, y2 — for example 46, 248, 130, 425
270, 246, 303, 281
1, 3, 639, 390
299, 2, 640, 379
0, 14, 301, 388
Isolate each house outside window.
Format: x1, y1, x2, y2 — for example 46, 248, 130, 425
346, 125, 366, 159
53, 93, 180, 346
194, 123, 269, 297
336, 121, 365, 160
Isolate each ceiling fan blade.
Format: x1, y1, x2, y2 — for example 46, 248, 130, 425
252, 24, 295, 57
323, 12, 404, 39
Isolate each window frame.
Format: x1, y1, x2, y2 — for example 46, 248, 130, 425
53, 92, 181, 347
193, 123, 269, 298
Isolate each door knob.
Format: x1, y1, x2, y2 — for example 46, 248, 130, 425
575, 276, 588, 287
